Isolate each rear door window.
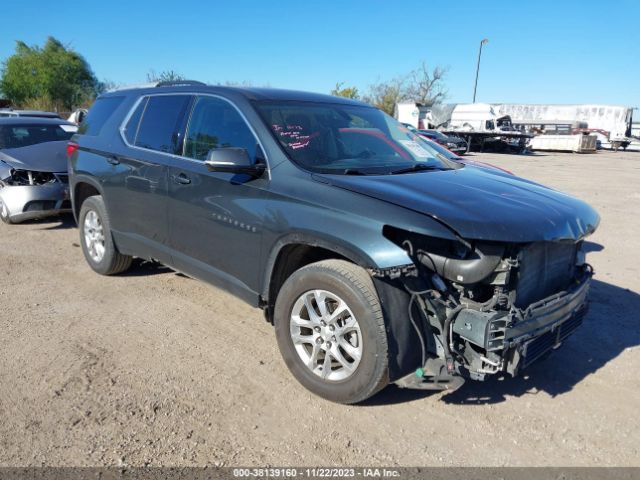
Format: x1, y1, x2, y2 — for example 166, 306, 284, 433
80, 96, 125, 136
183, 96, 257, 161
135, 95, 192, 154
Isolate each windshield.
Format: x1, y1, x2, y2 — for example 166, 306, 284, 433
423, 138, 461, 160
0, 124, 75, 149
254, 101, 456, 174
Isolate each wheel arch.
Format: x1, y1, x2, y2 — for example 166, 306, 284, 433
71, 175, 103, 222
263, 234, 422, 384
261, 233, 377, 322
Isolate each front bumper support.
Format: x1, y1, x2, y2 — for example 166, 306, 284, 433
465, 273, 591, 378
398, 273, 592, 390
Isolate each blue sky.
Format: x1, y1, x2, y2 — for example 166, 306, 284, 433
2, 0, 638, 107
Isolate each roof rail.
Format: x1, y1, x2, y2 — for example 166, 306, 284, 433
155, 80, 206, 88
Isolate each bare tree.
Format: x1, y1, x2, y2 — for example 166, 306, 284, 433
146, 69, 185, 83
362, 76, 409, 116
405, 62, 448, 106
356, 61, 448, 115
219, 80, 254, 87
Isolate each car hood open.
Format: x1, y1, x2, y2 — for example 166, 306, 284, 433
0, 141, 68, 173
316, 166, 600, 243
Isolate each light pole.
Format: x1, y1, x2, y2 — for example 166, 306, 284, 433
473, 38, 489, 103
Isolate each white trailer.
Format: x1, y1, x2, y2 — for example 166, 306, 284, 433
495, 104, 633, 149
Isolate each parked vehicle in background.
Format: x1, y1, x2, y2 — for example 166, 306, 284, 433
423, 138, 513, 175
68, 83, 599, 404
0, 118, 76, 223
500, 103, 634, 150
67, 109, 88, 125
0, 109, 62, 119
416, 129, 467, 154
418, 137, 459, 160
395, 102, 431, 129
420, 137, 514, 175
449, 103, 514, 132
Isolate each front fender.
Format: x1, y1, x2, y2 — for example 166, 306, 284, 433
261, 231, 394, 299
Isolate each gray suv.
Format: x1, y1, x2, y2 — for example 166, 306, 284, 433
68, 81, 599, 403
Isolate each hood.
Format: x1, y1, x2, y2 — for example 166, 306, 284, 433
460, 159, 514, 175
316, 166, 600, 243
0, 141, 68, 173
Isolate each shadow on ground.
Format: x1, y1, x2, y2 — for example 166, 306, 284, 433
367, 278, 639, 406
13, 213, 76, 230
120, 259, 173, 277
583, 241, 604, 253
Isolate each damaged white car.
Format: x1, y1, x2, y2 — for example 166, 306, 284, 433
0, 118, 77, 224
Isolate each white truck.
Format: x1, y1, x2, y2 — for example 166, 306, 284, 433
448, 103, 515, 132
444, 103, 530, 152
395, 103, 431, 129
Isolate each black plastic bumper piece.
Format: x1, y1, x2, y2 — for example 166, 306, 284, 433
518, 305, 588, 369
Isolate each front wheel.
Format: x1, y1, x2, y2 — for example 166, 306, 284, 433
274, 260, 389, 404
0, 198, 14, 224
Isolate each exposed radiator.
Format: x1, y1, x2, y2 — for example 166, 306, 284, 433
515, 242, 578, 307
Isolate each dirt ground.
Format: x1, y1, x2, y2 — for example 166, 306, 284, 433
0, 150, 638, 467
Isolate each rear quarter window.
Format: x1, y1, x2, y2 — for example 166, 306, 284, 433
80, 96, 125, 136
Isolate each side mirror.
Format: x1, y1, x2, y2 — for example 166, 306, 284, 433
204, 148, 266, 177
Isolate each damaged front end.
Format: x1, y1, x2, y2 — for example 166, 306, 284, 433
374, 226, 594, 391
0, 164, 71, 224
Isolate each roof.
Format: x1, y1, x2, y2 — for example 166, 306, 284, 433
104, 82, 368, 107
0, 109, 61, 118
0, 117, 74, 126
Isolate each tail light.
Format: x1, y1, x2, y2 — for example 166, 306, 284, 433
66, 142, 79, 158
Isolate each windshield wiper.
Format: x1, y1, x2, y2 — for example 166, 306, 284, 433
389, 164, 447, 175
343, 168, 368, 175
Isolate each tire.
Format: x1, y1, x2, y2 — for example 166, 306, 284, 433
274, 259, 389, 404
0, 199, 14, 224
78, 195, 132, 275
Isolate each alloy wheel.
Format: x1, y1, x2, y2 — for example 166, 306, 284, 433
83, 210, 106, 263
289, 289, 363, 381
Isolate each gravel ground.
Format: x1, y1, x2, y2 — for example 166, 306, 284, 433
0, 150, 638, 467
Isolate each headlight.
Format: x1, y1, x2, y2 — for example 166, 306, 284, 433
383, 226, 505, 285
447, 142, 457, 148
9, 170, 56, 186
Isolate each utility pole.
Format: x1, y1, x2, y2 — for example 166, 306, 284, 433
473, 38, 489, 103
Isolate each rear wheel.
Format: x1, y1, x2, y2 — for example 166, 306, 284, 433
274, 259, 388, 404
79, 195, 132, 275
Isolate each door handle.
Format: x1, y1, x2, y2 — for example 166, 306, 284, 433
172, 173, 191, 185
106, 156, 120, 165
